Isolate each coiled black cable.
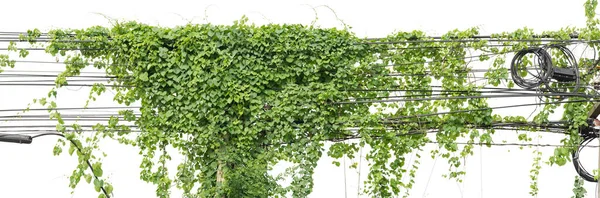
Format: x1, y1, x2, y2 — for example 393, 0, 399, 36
545, 45, 580, 95
510, 45, 580, 99
511, 47, 554, 90
571, 125, 598, 182
573, 131, 597, 182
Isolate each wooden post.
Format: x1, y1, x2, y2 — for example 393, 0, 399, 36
216, 135, 228, 198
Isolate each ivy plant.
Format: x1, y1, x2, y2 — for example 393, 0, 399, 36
0, 1, 599, 197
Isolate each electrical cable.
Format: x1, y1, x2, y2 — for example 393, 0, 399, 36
350, 91, 538, 100
0, 74, 492, 82
334, 92, 595, 104
510, 47, 554, 89
0, 43, 572, 71
429, 141, 600, 147
0, 130, 583, 148
2, 118, 134, 122
0, 98, 593, 125
374, 52, 505, 68
421, 147, 439, 198
0, 32, 587, 43
0, 83, 129, 88
510, 44, 581, 99
479, 144, 484, 198
389, 99, 600, 120
572, 131, 597, 182
2, 80, 589, 97
0, 75, 115, 83
0, 38, 578, 44
0, 129, 141, 133
362, 34, 581, 41
343, 88, 538, 93
0, 125, 139, 129
4, 44, 507, 51
426, 85, 584, 90
0, 113, 140, 118
0, 43, 590, 81
0, 31, 576, 37
546, 45, 581, 94
0, 65, 575, 76
356, 146, 362, 197
2, 82, 597, 95
0, 106, 139, 112
365, 38, 581, 44
0, 123, 571, 137
0, 121, 569, 132
334, 128, 564, 142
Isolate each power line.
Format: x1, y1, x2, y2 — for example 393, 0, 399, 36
364, 39, 588, 45
0, 31, 585, 42
0, 124, 139, 128
2, 118, 134, 122
0, 113, 140, 118
0, 96, 593, 119
0, 78, 590, 94
389, 99, 600, 120
351, 92, 539, 100
0, 40, 587, 55
0, 122, 570, 130
0, 106, 139, 112
0, 67, 586, 79
335, 93, 596, 104
0, 129, 141, 133
0, 129, 585, 151
1, 44, 595, 77
427, 141, 598, 148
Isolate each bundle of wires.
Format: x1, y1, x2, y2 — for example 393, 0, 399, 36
511, 47, 554, 89
572, 122, 599, 182
510, 44, 580, 99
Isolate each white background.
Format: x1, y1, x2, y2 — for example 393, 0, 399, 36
0, 0, 598, 197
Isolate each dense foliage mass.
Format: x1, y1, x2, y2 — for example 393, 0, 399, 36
1, 1, 600, 197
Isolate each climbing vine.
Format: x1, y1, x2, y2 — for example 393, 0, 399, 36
1, 1, 600, 197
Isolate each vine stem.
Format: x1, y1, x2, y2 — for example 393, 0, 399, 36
217, 134, 228, 198
217, 160, 224, 192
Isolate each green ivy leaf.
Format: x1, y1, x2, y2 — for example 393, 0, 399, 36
139, 72, 149, 81
92, 162, 103, 177
285, 57, 294, 63
85, 174, 92, 184
93, 179, 103, 193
